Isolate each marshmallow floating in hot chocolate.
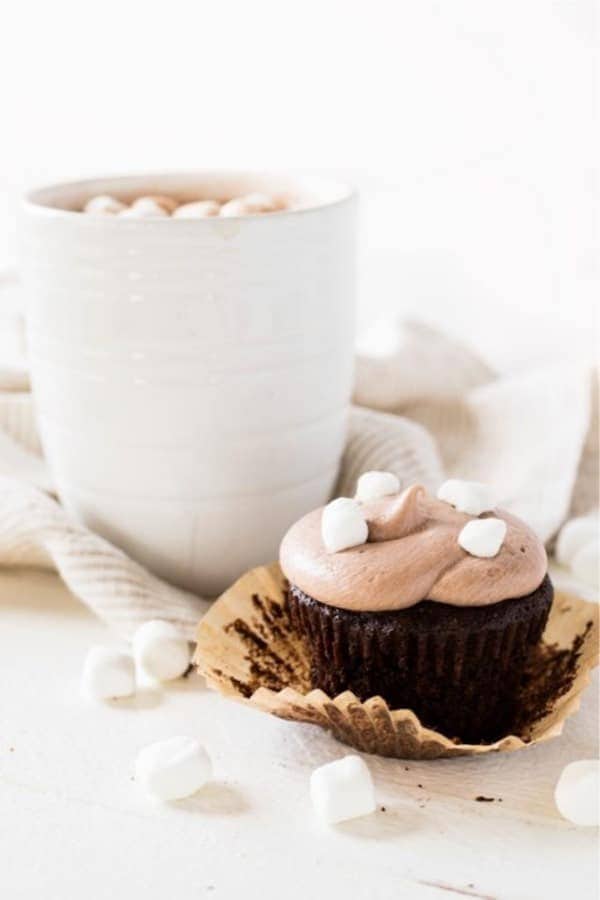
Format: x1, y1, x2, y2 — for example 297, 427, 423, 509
355, 470, 401, 502
81, 646, 136, 700
83, 191, 286, 218
554, 760, 600, 826
132, 619, 191, 682
119, 197, 170, 218
135, 736, 212, 801
321, 498, 368, 553
310, 756, 376, 824
84, 194, 126, 215
438, 479, 496, 516
220, 192, 279, 217
172, 200, 221, 218
458, 517, 507, 558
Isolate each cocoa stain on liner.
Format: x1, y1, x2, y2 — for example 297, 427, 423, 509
199, 579, 594, 756
221, 594, 311, 697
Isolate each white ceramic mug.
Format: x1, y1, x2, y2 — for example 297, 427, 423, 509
21, 172, 356, 595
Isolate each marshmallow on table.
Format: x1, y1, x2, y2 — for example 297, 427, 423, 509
458, 517, 507, 558
437, 479, 496, 516
173, 200, 221, 218
554, 760, 600, 826
132, 619, 191, 681
119, 198, 170, 218
355, 470, 401, 502
81, 646, 135, 700
135, 736, 212, 801
322, 497, 368, 553
83, 194, 126, 215
310, 756, 376, 824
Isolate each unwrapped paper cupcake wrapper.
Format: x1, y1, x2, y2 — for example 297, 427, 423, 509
193, 563, 599, 759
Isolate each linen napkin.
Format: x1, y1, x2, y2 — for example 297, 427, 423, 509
0, 310, 596, 638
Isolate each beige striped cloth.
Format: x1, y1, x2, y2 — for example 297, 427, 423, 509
0, 316, 597, 638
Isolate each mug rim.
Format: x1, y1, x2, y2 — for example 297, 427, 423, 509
23, 169, 357, 222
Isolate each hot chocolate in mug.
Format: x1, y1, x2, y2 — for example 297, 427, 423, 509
21, 172, 356, 595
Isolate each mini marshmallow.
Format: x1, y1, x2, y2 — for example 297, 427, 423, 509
83, 194, 126, 215
242, 191, 280, 210
140, 194, 178, 214
132, 620, 191, 682
321, 497, 368, 553
119, 198, 170, 218
135, 736, 212, 801
173, 200, 221, 218
458, 517, 507, 558
355, 471, 401, 502
437, 479, 496, 516
220, 193, 278, 217
571, 540, 599, 587
81, 646, 135, 700
556, 515, 599, 568
554, 760, 599, 826
310, 755, 376, 824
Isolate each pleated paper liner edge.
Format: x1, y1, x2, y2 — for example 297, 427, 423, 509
193, 562, 599, 760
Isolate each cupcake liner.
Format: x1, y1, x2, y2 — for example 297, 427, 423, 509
193, 562, 599, 759
286, 582, 553, 744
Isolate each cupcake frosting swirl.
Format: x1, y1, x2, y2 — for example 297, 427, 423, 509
279, 484, 547, 610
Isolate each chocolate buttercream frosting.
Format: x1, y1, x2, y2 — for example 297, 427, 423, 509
279, 484, 547, 610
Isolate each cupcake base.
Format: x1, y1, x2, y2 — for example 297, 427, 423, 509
287, 576, 553, 744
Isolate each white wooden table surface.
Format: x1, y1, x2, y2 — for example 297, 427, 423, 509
1, 568, 597, 900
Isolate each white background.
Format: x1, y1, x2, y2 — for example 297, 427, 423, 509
1, 0, 596, 370
0, 7, 598, 898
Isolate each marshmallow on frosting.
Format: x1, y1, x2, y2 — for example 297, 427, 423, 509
458, 517, 507, 558
355, 471, 401, 502
437, 479, 496, 516
322, 498, 368, 553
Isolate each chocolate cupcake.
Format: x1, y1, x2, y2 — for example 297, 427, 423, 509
280, 476, 553, 743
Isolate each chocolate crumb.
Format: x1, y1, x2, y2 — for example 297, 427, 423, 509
380, 806, 386, 812
417, 783, 423, 788
475, 795, 495, 802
